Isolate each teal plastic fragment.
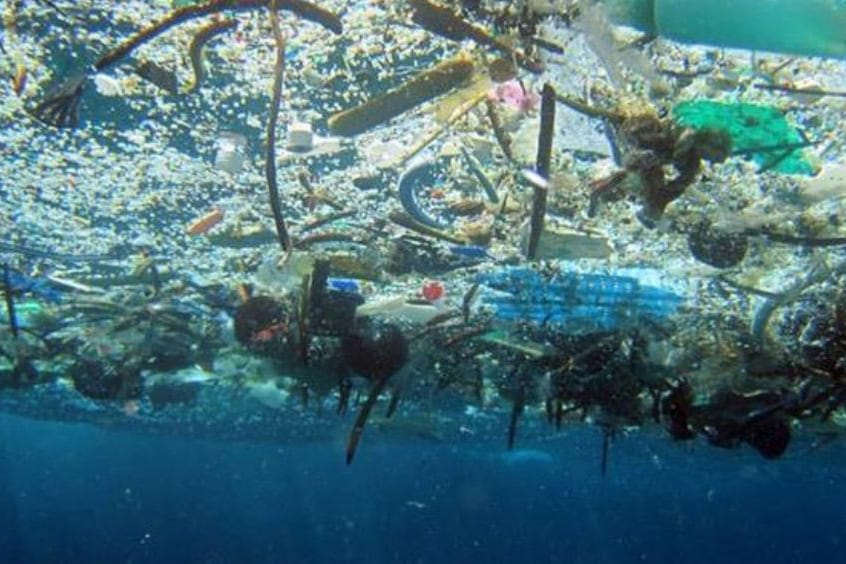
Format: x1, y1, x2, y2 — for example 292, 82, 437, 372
602, 0, 656, 34
603, 0, 846, 59
673, 100, 814, 176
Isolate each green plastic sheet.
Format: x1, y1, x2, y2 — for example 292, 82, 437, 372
674, 100, 814, 175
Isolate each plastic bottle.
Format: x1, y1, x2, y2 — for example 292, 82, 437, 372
603, 0, 846, 59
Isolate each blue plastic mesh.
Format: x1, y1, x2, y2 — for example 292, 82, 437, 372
478, 267, 684, 332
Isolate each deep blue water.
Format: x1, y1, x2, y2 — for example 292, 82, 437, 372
1, 413, 844, 564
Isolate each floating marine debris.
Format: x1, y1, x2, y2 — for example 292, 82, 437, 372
213, 131, 248, 174
556, 92, 733, 225
12, 63, 27, 97
342, 320, 409, 464
185, 208, 225, 236
328, 53, 475, 137
797, 160, 846, 204
687, 219, 748, 269
388, 211, 469, 246
7, 0, 846, 469
29, 0, 343, 128
184, 18, 238, 93
265, 0, 292, 252
519, 222, 612, 261
135, 60, 179, 95
407, 0, 542, 73
673, 100, 815, 175
459, 146, 499, 204
477, 329, 552, 359
1, 266, 63, 305
3, 264, 20, 339
526, 83, 556, 260
397, 157, 450, 230
135, 17, 238, 95
485, 97, 513, 160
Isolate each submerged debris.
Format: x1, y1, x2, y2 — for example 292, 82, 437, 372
342, 320, 409, 464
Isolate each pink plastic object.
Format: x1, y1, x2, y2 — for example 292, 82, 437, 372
489, 80, 538, 113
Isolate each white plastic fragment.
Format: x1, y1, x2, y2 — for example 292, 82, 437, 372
798, 160, 846, 203
787, 79, 824, 105
93, 73, 123, 96
287, 121, 314, 152
519, 220, 613, 260
214, 132, 247, 174
521, 168, 550, 189
356, 296, 443, 325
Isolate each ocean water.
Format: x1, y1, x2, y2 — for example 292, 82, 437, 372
4, 2, 846, 562
2, 412, 845, 564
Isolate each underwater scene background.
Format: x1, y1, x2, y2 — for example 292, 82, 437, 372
3, 1, 846, 562
3, 412, 846, 564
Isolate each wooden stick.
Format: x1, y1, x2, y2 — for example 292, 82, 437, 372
346, 375, 391, 464
394, 89, 487, 167
527, 83, 555, 260
554, 92, 622, 122
184, 18, 239, 93
300, 210, 356, 233
2, 264, 19, 339
328, 54, 475, 137
95, 0, 342, 72
485, 98, 513, 161
754, 82, 846, 99
388, 211, 468, 245
265, 0, 292, 252
408, 0, 542, 73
